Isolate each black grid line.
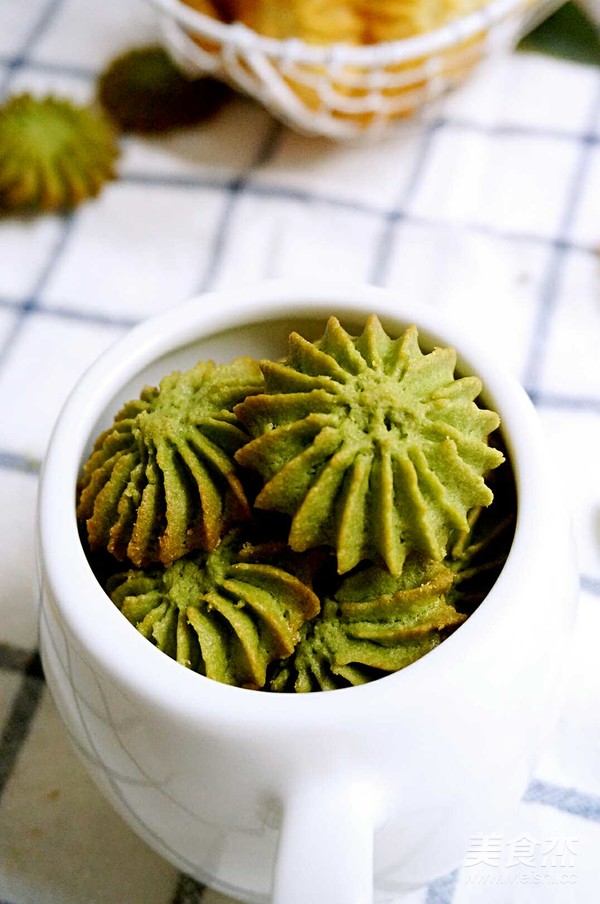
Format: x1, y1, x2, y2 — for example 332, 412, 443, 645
0, 450, 41, 474
581, 575, 600, 596
0, 642, 40, 674
425, 867, 460, 904
430, 115, 600, 146
0, 55, 96, 82
0, 0, 68, 99
0, 652, 45, 797
373, 119, 441, 285
523, 75, 600, 392
371, 124, 441, 284
0, 211, 77, 375
3, 37, 600, 152
171, 874, 206, 904
524, 779, 600, 822
195, 119, 283, 293
121, 169, 600, 257
527, 390, 600, 415
0, 295, 139, 329
1, 181, 599, 356
105, 171, 600, 258
404, 214, 598, 257
122, 170, 243, 195
3, 182, 600, 328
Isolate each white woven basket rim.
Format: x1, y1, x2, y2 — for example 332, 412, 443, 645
148, 0, 525, 65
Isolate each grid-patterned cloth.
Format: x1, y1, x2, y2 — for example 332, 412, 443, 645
1, 2, 600, 903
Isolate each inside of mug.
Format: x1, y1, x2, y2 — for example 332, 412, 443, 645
81, 314, 363, 454
76, 308, 517, 693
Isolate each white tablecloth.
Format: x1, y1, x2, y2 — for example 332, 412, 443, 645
1, 1, 599, 902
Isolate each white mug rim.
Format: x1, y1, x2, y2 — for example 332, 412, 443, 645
37, 279, 545, 730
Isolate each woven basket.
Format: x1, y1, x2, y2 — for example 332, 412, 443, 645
149, 0, 562, 139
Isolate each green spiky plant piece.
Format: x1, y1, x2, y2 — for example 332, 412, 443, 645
518, 3, 600, 67
269, 555, 466, 692
108, 529, 320, 689
0, 93, 119, 214
235, 316, 505, 577
97, 45, 231, 133
77, 357, 265, 568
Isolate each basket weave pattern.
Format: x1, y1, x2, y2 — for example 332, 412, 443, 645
151, 0, 559, 138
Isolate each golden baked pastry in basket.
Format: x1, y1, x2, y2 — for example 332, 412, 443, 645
234, 0, 363, 44
176, 0, 513, 136
227, 0, 489, 44
358, 0, 489, 43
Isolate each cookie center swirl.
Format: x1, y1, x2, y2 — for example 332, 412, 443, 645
137, 378, 196, 444
348, 373, 419, 443
234, 316, 505, 577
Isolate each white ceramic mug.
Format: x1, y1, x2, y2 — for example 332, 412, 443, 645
36, 281, 578, 904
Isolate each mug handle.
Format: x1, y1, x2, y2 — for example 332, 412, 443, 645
272, 776, 377, 904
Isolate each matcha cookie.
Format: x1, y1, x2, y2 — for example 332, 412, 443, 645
270, 555, 465, 692
108, 529, 320, 689
77, 357, 264, 567
235, 316, 504, 576
0, 93, 119, 214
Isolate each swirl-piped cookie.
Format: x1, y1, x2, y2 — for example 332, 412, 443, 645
270, 555, 465, 692
108, 529, 320, 689
77, 357, 264, 567
0, 94, 119, 214
235, 316, 504, 576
